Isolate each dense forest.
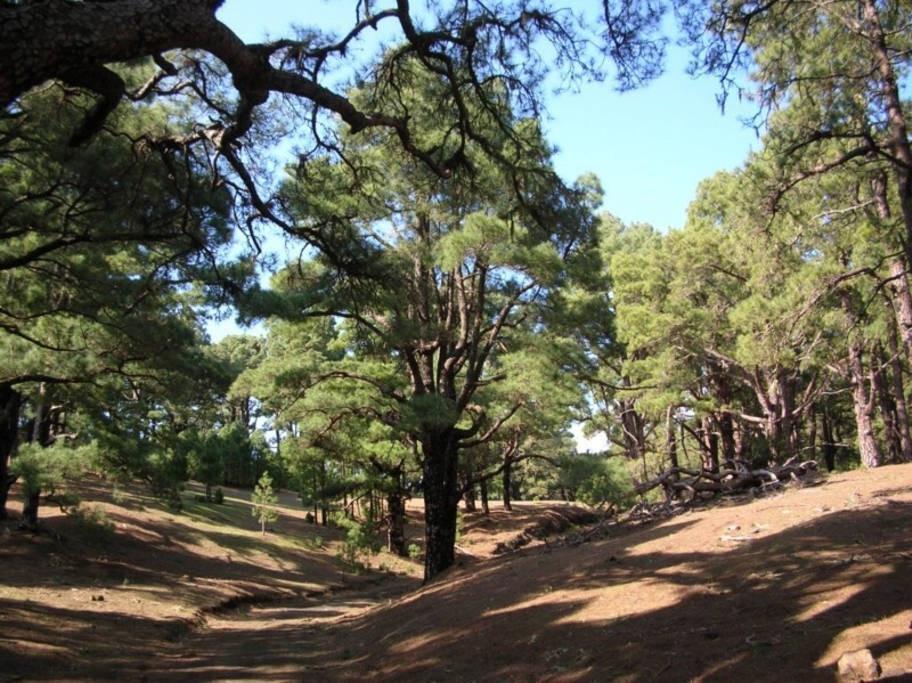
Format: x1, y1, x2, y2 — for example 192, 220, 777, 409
2, 0, 912, 643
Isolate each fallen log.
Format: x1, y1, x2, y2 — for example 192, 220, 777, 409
635, 460, 818, 499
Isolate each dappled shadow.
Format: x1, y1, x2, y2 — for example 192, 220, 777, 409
291, 489, 912, 681
5, 470, 912, 680
0, 598, 185, 680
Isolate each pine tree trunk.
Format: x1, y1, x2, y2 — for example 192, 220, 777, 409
889, 259, 912, 360
463, 484, 476, 512
386, 490, 407, 556
872, 345, 902, 463
502, 457, 513, 512
666, 406, 678, 469
862, 0, 912, 266
702, 415, 719, 473
807, 407, 817, 462
888, 327, 912, 462
0, 385, 21, 520
848, 341, 883, 468
479, 478, 490, 516
421, 430, 460, 581
21, 384, 52, 530
21, 490, 40, 529
665, 406, 678, 500
718, 412, 736, 466
821, 408, 837, 472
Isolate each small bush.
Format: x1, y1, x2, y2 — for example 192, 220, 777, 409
69, 504, 115, 542
337, 517, 380, 569
111, 485, 128, 506
407, 543, 422, 561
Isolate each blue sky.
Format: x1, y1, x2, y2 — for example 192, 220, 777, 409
217, 1, 758, 231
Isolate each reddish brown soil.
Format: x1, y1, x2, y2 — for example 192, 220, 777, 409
3, 466, 912, 681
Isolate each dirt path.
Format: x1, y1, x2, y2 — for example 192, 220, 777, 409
139, 575, 415, 681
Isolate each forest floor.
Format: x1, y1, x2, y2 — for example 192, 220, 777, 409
2, 465, 912, 681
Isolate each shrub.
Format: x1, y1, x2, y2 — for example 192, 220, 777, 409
337, 516, 381, 569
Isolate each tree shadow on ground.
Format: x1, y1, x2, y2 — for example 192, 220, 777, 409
326, 494, 912, 682
219, 486, 912, 682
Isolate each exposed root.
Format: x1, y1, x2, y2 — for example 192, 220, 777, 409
493, 506, 601, 555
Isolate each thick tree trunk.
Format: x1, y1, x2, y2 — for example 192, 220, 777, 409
387, 489, 407, 556
21, 490, 40, 529
619, 397, 648, 461
463, 485, 476, 512
421, 430, 460, 581
21, 384, 52, 530
872, 345, 902, 463
888, 259, 912, 359
479, 478, 490, 516
887, 322, 912, 462
848, 341, 882, 468
0, 385, 21, 520
863, 0, 912, 266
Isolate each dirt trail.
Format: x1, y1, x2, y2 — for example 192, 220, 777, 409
142, 576, 414, 681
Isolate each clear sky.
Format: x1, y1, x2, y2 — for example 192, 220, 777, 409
214, 2, 760, 452
217, 1, 758, 231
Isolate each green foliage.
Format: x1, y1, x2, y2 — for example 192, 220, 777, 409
11, 441, 93, 499
337, 516, 381, 569
69, 504, 115, 543
251, 472, 279, 534
558, 454, 634, 508
408, 543, 422, 562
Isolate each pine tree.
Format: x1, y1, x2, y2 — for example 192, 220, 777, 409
251, 472, 279, 536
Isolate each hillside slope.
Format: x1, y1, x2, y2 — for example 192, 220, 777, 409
3, 466, 912, 681
168, 464, 910, 682
319, 463, 912, 681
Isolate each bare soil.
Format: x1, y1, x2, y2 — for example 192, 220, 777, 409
3, 465, 912, 681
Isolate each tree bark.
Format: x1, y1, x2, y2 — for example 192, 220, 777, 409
889, 259, 912, 360
387, 489, 407, 556
887, 316, 912, 462
502, 457, 513, 512
807, 407, 817, 462
702, 415, 719, 473
666, 406, 678, 469
479, 478, 490, 515
847, 341, 883, 468
0, 384, 21, 520
421, 429, 460, 581
821, 407, 837, 472
22, 384, 52, 530
463, 484, 477, 512
872, 345, 902, 463
862, 0, 912, 266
